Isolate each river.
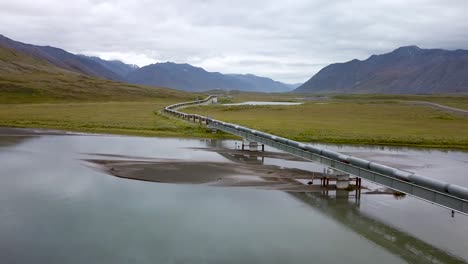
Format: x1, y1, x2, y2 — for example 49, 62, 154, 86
0, 130, 467, 263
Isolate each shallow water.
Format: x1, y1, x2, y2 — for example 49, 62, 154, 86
223, 101, 303, 106
0, 133, 467, 263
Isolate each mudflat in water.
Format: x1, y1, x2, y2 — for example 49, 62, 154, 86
0, 128, 467, 263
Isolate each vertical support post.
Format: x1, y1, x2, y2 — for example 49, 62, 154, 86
262, 144, 265, 152
336, 174, 350, 189
249, 141, 258, 151
355, 178, 362, 199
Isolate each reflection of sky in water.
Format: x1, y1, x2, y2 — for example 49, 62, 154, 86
0, 135, 467, 263
7, 135, 231, 163
225, 139, 468, 185
310, 142, 468, 186
210, 138, 468, 260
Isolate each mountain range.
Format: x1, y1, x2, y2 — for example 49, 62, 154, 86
295, 46, 468, 94
0, 34, 294, 93
2, 34, 468, 94
126, 63, 292, 92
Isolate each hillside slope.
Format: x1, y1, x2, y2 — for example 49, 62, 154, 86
226, 74, 293, 92
0, 34, 128, 81
295, 46, 468, 94
0, 45, 192, 103
126, 62, 292, 92
77, 55, 139, 77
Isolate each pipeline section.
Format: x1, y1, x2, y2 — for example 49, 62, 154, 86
163, 95, 468, 202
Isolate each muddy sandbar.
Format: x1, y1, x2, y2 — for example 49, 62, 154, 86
86, 158, 330, 192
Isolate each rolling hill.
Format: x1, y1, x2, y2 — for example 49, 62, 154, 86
295, 46, 468, 94
0, 34, 133, 81
126, 62, 293, 92
77, 55, 139, 77
0, 45, 193, 103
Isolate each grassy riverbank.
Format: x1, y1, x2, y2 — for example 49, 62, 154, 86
1, 90, 468, 148
185, 97, 468, 149
0, 100, 224, 138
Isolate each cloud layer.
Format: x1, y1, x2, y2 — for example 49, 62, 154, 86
1, 0, 468, 83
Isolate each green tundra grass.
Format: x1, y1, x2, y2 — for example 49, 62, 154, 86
1, 91, 467, 148
185, 99, 468, 149
0, 100, 221, 138
332, 94, 468, 110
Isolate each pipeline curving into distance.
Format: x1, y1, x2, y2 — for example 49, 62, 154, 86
163, 95, 468, 201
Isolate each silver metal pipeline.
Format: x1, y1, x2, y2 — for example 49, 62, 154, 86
163, 95, 468, 202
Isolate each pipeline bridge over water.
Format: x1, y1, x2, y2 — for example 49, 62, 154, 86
163, 95, 468, 215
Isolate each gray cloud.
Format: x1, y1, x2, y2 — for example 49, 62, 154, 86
1, 0, 468, 83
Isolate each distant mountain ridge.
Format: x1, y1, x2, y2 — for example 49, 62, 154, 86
0, 34, 295, 93
77, 55, 139, 77
226, 74, 292, 93
295, 46, 468, 94
126, 62, 293, 92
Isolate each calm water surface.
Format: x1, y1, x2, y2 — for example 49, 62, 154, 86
0, 134, 467, 263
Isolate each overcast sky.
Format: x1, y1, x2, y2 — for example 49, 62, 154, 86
1, 0, 468, 83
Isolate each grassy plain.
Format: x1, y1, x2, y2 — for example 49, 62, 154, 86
331, 94, 468, 110
0, 100, 220, 138
1, 90, 467, 148
185, 98, 468, 149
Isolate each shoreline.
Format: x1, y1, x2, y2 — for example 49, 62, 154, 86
1, 125, 467, 151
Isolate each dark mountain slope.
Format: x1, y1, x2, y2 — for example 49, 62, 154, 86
0, 45, 191, 103
295, 46, 468, 94
77, 55, 139, 77
0, 34, 124, 81
126, 62, 292, 92
226, 74, 293, 92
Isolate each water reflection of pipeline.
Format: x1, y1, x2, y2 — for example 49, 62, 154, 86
205, 139, 266, 164
203, 138, 457, 156
289, 191, 466, 264
218, 151, 265, 165
207, 139, 466, 263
